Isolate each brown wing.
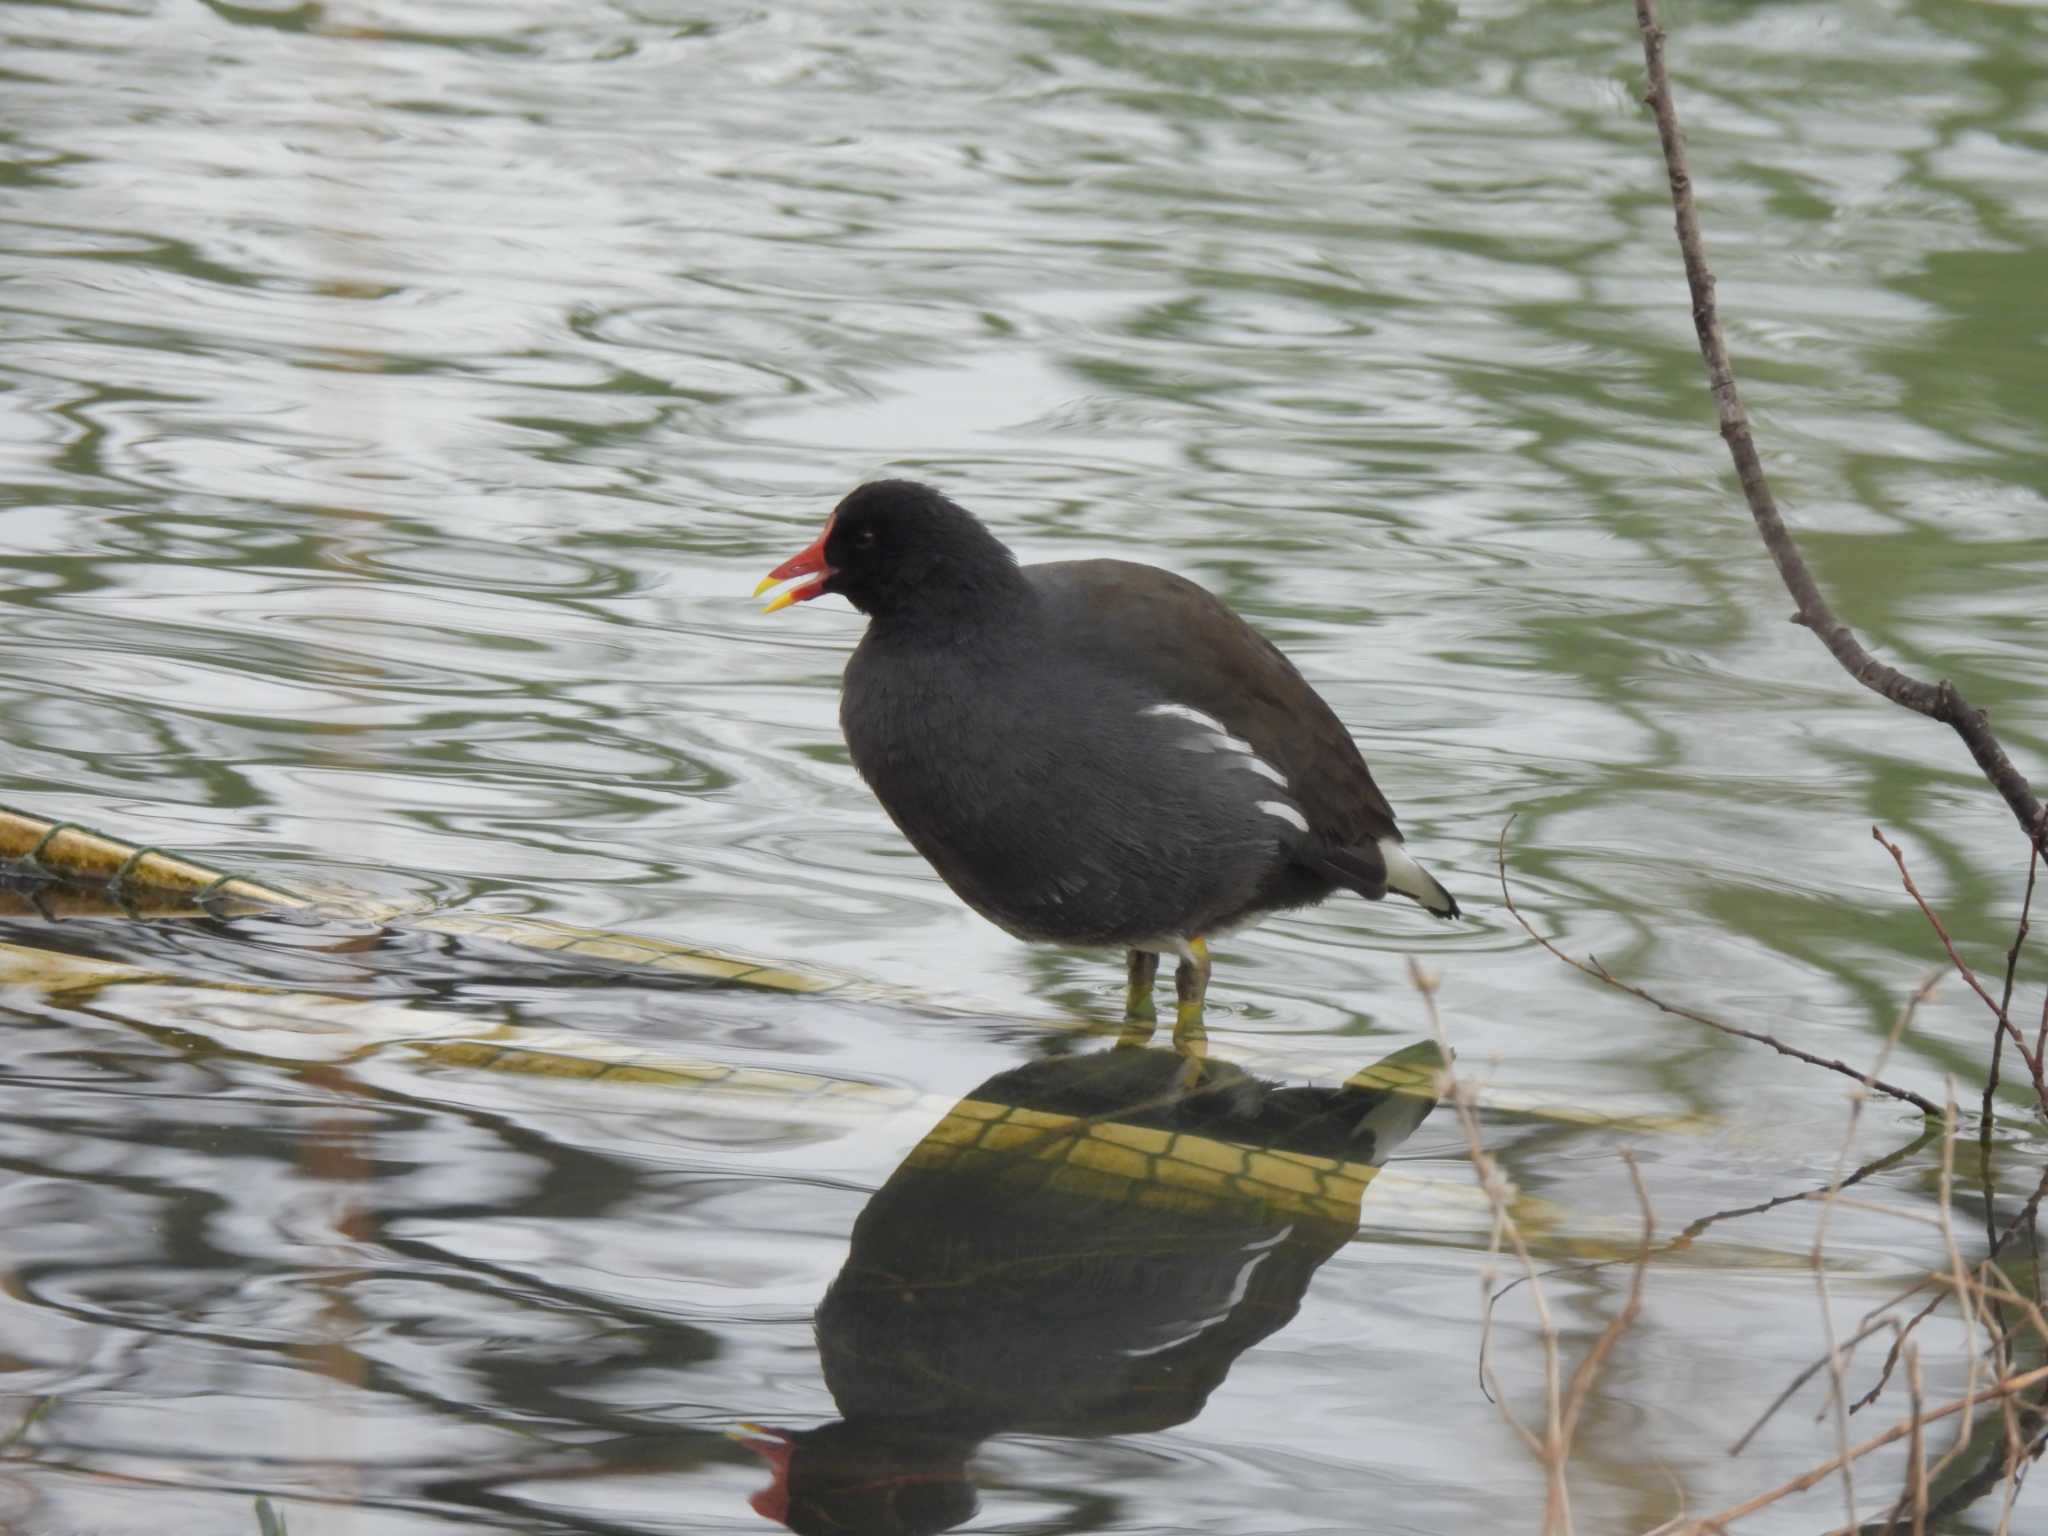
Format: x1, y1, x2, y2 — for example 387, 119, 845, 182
1030, 559, 1402, 852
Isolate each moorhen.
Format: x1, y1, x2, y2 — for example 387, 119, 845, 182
756, 481, 1459, 1047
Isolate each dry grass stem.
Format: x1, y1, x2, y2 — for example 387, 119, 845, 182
1712, 1146, 2048, 1534
1409, 964, 1555, 1473
1905, 1344, 1928, 1536
1682, 1364, 2048, 1533
1801, 977, 1940, 1524
1804, 1194, 1948, 1229
1410, 959, 1654, 1536
1923, 1086, 1987, 1488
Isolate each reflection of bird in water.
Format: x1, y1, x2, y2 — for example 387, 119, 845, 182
737, 1040, 1442, 1535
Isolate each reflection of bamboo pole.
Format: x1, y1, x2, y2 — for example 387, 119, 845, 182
0, 934, 1551, 1245
0, 883, 279, 921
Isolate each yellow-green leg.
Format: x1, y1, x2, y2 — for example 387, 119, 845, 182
1173, 937, 1210, 1069
1117, 948, 1160, 1048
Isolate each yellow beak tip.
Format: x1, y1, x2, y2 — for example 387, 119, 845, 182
760, 589, 798, 615
750, 574, 780, 598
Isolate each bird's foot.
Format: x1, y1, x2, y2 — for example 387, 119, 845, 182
1169, 936, 1210, 1081
1171, 1005, 1209, 1088
1117, 948, 1160, 1048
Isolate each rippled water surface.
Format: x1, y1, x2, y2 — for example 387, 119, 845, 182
3, 0, 2047, 1531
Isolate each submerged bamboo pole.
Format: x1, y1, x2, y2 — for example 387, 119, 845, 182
0, 799, 828, 992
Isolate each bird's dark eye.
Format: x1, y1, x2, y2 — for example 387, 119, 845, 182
852, 527, 878, 549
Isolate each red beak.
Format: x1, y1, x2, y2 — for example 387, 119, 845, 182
754, 518, 836, 614
729, 1423, 794, 1524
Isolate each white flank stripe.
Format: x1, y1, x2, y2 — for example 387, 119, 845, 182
1260, 800, 1309, 833
1144, 702, 1228, 733
1144, 702, 1292, 791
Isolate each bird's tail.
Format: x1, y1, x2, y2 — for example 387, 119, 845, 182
1313, 836, 1461, 919
1377, 836, 1460, 920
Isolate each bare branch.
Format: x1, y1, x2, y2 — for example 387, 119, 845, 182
1630, 0, 2045, 858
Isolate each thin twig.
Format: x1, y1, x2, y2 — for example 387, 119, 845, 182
1853, 1297, 1943, 1415
1492, 1127, 1935, 1348
1875, 827, 2046, 1101
1972, 1032, 2043, 1523
1991, 1163, 2048, 1266
1983, 842, 2040, 1129
1631, 0, 2045, 858
1733, 1316, 1898, 1454
1497, 817, 1941, 1116
1874, 828, 2007, 1022
2036, 988, 2048, 1101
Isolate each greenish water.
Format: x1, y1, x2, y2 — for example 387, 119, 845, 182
1, 0, 2044, 1531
